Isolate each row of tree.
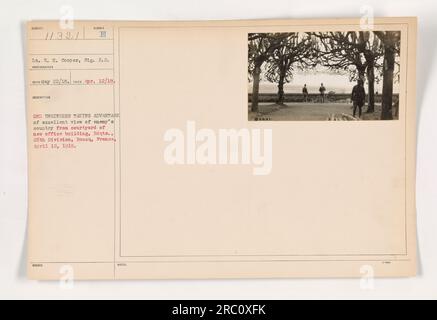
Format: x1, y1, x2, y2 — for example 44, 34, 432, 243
248, 31, 401, 120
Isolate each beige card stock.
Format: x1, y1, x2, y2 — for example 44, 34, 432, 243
26, 18, 417, 280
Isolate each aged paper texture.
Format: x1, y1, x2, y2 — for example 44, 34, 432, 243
26, 18, 417, 280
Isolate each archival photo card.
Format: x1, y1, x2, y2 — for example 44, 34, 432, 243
26, 18, 417, 280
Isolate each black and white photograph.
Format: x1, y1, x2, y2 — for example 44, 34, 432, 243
248, 31, 401, 121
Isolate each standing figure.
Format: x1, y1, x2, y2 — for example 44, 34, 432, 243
319, 83, 326, 103
302, 84, 309, 102
351, 79, 366, 119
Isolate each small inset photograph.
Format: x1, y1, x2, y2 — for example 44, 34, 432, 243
248, 31, 401, 121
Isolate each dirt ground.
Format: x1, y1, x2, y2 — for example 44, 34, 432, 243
248, 102, 398, 121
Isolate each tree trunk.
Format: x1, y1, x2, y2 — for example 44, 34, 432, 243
366, 63, 375, 113
276, 69, 286, 105
358, 67, 366, 82
381, 45, 395, 120
251, 64, 261, 112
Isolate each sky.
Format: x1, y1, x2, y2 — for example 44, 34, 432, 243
249, 66, 401, 95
